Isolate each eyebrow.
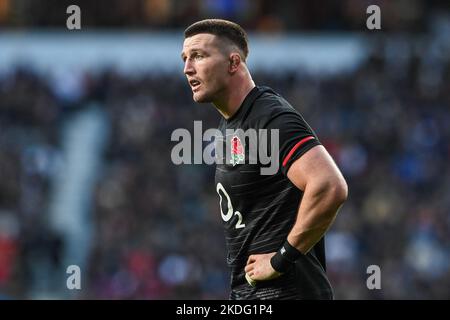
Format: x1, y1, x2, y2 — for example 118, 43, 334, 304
180, 48, 205, 60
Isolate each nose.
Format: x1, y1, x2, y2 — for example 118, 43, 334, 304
184, 59, 195, 76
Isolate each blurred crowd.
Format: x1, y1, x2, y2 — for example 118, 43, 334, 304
1, 0, 448, 32
0, 66, 64, 298
0, 34, 449, 299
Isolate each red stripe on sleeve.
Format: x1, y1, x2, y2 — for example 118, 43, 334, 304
282, 136, 315, 167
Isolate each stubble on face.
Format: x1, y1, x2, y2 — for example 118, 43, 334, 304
182, 34, 230, 104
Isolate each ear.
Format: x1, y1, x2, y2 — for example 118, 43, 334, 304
228, 53, 241, 73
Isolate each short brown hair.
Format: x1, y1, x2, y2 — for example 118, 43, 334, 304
184, 19, 249, 60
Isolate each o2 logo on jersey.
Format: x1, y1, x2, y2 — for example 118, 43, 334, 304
216, 183, 245, 229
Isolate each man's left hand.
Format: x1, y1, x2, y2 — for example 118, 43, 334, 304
244, 252, 282, 283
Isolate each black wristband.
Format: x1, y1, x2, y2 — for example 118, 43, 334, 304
270, 240, 303, 273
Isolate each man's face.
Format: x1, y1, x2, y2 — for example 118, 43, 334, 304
182, 33, 230, 103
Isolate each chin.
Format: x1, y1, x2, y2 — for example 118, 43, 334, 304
193, 91, 211, 103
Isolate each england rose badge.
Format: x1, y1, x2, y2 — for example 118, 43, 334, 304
230, 135, 245, 166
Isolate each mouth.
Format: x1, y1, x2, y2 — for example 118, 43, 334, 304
189, 79, 201, 92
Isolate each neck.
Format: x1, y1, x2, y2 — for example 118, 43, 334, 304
213, 76, 255, 120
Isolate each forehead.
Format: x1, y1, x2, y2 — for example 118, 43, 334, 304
182, 33, 220, 53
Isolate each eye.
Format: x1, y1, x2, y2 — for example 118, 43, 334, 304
192, 53, 204, 61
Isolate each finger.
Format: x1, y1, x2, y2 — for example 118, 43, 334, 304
246, 255, 256, 265
244, 264, 253, 273
245, 273, 257, 287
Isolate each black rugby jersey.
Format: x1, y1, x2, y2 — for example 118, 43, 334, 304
214, 86, 333, 300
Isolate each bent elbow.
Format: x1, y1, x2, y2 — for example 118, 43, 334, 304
337, 178, 348, 204
332, 177, 348, 206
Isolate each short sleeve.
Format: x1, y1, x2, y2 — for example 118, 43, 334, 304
265, 111, 321, 176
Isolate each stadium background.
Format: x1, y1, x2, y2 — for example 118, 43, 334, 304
0, 0, 449, 299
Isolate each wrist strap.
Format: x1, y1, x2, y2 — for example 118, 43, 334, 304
270, 240, 303, 273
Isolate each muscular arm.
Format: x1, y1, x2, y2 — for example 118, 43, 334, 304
245, 145, 347, 282
286, 144, 348, 254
